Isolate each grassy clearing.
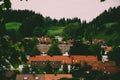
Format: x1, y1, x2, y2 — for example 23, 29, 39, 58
46, 26, 65, 37
95, 22, 119, 41
105, 22, 117, 28
5, 22, 22, 30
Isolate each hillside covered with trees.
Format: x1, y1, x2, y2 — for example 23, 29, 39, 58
0, 0, 120, 80
1, 6, 120, 46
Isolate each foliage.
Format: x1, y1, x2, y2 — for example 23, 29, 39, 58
46, 26, 64, 37
44, 61, 53, 74
110, 71, 120, 80
33, 27, 47, 37
60, 78, 73, 80
32, 45, 41, 56
88, 43, 102, 60
85, 70, 109, 80
22, 65, 29, 74
63, 63, 68, 74
21, 53, 28, 64
19, 14, 44, 37
0, 36, 21, 69
63, 22, 82, 40
69, 41, 90, 55
5, 22, 21, 30
71, 62, 92, 78
47, 39, 61, 56
22, 38, 39, 56
84, 24, 97, 43
5, 22, 22, 42
88, 43, 101, 55
108, 46, 120, 66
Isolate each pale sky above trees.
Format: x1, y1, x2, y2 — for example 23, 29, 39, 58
11, 0, 120, 22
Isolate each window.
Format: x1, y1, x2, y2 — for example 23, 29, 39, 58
35, 62, 37, 65
104, 67, 106, 70
95, 67, 97, 69
104, 71, 106, 73
23, 77, 28, 80
65, 60, 67, 62
75, 60, 77, 62
108, 72, 110, 74
73, 60, 75, 62
35, 77, 39, 80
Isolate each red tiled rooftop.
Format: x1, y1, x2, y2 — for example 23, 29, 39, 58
28, 56, 52, 64
44, 74, 72, 80
28, 55, 98, 64
28, 55, 119, 73
16, 74, 45, 80
71, 55, 98, 61
28, 56, 72, 64
16, 74, 72, 80
53, 56, 72, 64
87, 61, 119, 73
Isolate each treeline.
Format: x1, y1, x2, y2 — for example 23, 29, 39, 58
90, 6, 120, 25
3, 10, 81, 26
2, 6, 120, 44
87, 6, 120, 46
3, 10, 82, 39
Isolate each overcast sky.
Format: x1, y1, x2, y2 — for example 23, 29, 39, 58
11, 0, 120, 22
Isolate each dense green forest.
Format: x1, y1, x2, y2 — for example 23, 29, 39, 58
0, 0, 120, 80
88, 6, 120, 46
1, 6, 120, 46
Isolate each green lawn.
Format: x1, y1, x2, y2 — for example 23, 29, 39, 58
5, 22, 22, 30
105, 22, 117, 28
95, 22, 119, 41
46, 26, 65, 37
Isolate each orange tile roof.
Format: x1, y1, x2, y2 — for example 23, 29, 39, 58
87, 61, 119, 73
71, 55, 98, 62
28, 55, 98, 65
53, 56, 72, 64
16, 74, 45, 80
44, 74, 72, 80
28, 56, 72, 64
28, 56, 52, 64
16, 74, 72, 80
28, 55, 119, 73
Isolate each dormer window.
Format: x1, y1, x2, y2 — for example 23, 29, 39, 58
35, 77, 39, 80
95, 67, 97, 69
75, 60, 77, 62
23, 77, 28, 80
104, 67, 106, 70
108, 72, 110, 74
73, 60, 75, 62
65, 60, 67, 62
